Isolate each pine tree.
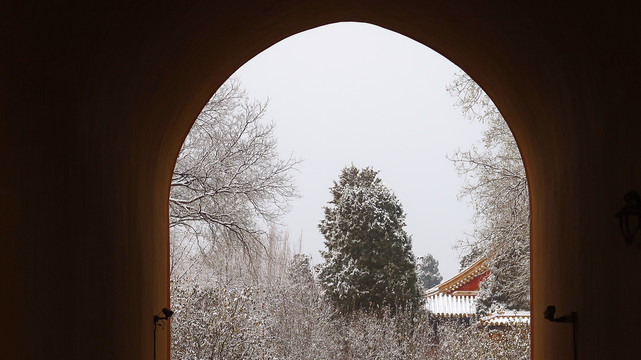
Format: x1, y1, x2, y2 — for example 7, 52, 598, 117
416, 254, 443, 290
317, 165, 420, 315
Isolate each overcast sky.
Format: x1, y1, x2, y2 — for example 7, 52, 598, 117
231, 22, 487, 280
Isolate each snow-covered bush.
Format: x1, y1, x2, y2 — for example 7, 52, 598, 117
170, 284, 265, 359
171, 236, 530, 359
436, 320, 531, 360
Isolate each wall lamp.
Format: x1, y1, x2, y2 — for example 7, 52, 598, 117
544, 305, 576, 324
544, 305, 577, 360
615, 191, 641, 245
154, 307, 174, 325
153, 308, 174, 360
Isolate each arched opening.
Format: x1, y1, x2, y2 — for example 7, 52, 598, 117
169, 22, 531, 358
145, 7, 641, 357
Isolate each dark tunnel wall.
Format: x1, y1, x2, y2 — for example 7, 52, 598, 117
1, 2, 640, 359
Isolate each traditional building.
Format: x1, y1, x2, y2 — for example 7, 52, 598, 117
426, 256, 531, 325
425, 256, 489, 318
481, 310, 530, 327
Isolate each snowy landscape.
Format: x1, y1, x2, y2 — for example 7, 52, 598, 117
169, 23, 531, 359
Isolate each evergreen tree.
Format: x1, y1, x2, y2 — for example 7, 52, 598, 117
287, 253, 315, 286
416, 254, 443, 290
317, 165, 421, 315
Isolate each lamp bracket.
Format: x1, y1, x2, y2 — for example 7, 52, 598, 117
616, 190, 641, 244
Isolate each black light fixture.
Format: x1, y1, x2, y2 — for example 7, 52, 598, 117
153, 308, 174, 360
615, 191, 641, 245
544, 305, 576, 324
544, 305, 578, 360
154, 307, 174, 324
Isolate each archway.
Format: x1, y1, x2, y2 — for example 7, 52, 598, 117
170, 21, 531, 358
2, 2, 640, 359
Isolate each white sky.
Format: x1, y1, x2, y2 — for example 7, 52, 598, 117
231, 22, 487, 280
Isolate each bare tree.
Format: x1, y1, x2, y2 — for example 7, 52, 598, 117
447, 73, 530, 313
169, 78, 300, 274
168, 79, 306, 358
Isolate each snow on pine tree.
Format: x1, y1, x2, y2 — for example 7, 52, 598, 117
416, 254, 443, 290
317, 165, 421, 315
